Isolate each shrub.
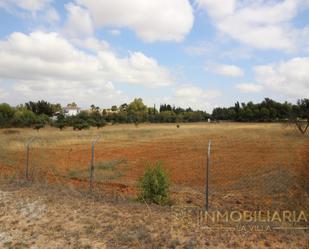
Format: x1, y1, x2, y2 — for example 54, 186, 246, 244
95, 120, 106, 129
54, 121, 66, 131
139, 161, 170, 205
73, 119, 90, 130
33, 122, 44, 131
11, 110, 37, 127
0, 103, 15, 128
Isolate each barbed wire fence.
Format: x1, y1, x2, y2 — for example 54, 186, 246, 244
0, 130, 308, 210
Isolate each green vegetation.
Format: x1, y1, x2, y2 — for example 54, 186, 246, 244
0, 98, 308, 133
212, 98, 309, 122
139, 161, 170, 205
68, 159, 127, 181
96, 159, 127, 170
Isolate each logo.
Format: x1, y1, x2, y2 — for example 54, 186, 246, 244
171, 206, 309, 232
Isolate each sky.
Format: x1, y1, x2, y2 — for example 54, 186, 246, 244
0, 0, 308, 112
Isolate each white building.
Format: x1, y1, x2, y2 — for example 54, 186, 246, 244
63, 105, 81, 117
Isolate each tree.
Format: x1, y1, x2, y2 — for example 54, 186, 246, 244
0, 103, 15, 127
260, 108, 270, 121
119, 103, 128, 112
25, 100, 55, 117
72, 118, 90, 130
94, 119, 106, 129
54, 113, 66, 131
33, 122, 44, 131
158, 111, 177, 123
54, 121, 66, 131
90, 104, 100, 113
111, 105, 118, 111
127, 98, 148, 123
67, 102, 77, 108
12, 110, 37, 127
293, 99, 309, 134
51, 103, 62, 113
33, 115, 48, 131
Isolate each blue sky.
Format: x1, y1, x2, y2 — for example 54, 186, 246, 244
0, 0, 308, 111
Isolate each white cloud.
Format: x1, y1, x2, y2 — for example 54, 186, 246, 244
109, 29, 121, 36
197, 0, 235, 18
63, 3, 94, 39
166, 85, 221, 110
0, 87, 7, 98
0, 0, 51, 12
254, 57, 309, 98
11, 79, 127, 107
185, 42, 214, 56
0, 0, 60, 25
197, 0, 309, 51
235, 83, 263, 93
44, 7, 59, 23
72, 37, 110, 52
77, 0, 194, 42
0, 31, 173, 105
185, 41, 252, 59
205, 62, 244, 77
0, 0, 53, 18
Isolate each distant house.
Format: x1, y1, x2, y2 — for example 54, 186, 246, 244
63, 103, 81, 117
51, 111, 61, 121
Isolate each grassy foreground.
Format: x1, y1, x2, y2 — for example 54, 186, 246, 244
0, 123, 308, 248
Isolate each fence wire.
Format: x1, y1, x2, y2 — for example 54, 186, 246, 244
0, 127, 308, 210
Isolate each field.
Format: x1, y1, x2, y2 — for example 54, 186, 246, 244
0, 123, 308, 248
0, 122, 308, 207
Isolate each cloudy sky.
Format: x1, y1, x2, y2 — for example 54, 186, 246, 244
0, 0, 308, 111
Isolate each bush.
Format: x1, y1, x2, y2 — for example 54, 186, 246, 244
94, 120, 106, 129
11, 110, 37, 127
0, 103, 15, 128
139, 161, 170, 205
54, 121, 66, 131
33, 122, 44, 131
73, 119, 90, 130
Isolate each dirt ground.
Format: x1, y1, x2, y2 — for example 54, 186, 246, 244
0, 123, 308, 248
0, 123, 308, 207
0, 183, 308, 249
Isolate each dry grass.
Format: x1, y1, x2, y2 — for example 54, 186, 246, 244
0, 182, 308, 249
0, 123, 308, 248
0, 122, 308, 208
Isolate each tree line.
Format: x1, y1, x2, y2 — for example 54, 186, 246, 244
0, 98, 308, 132
212, 98, 308, 122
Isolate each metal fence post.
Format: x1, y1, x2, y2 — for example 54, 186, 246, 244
206, 140, 211, 211
25, 137, 35, 181
89, 135, 101, 191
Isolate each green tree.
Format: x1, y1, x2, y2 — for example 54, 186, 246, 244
25, 100, 55, 117
293, 98, 309, 134
158, 111, 176, 123
260, 107, 270, 121
53, 113, 66, 131
139, 161, 170, 205
0, 103, 15, 127
33, 121, 45, 131
12, 110, 37, 127
127, 98, 148, 123
111, 105, 118, 111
